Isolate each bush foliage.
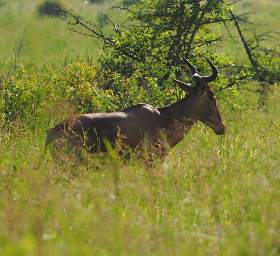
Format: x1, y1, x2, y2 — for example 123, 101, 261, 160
0, 63, 180, 125
37, 0, 64, 17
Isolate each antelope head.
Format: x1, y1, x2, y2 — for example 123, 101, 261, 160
174, 57, 226, 135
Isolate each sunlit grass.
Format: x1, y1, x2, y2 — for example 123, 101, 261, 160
0, 85, 279, 255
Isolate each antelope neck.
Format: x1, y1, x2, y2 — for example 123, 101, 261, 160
157, 98, 196, 148
158, 97, 197, 128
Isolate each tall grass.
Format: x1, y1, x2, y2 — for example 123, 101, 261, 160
0, 84, 279, 255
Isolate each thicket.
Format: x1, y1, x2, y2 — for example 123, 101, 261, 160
0, 63, 174, 126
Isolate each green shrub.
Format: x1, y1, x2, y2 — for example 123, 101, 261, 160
88, 0, 105, 4
0, 0, 6, 7
37, 0, 64, 17
0, 63, 180, 127
122, 0, 140, 6
1, 64, 103, 122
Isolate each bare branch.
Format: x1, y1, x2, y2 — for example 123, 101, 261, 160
204, 12, 251, 25
219, 64, 251, 70
223, 21, 235, 40
227, 9, 257, 69
191, 37, 222, 50
98, 11, 122, 35
259, 48, 280, 57
228, 0, 243, 6
112, 6, 130, 11
58, 9, 114, 45
218, 80, 239, 91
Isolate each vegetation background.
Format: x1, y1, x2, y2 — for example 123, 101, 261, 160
0, 0, 279, 255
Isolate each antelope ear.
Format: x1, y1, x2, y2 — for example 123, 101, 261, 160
173, 79, 194, 94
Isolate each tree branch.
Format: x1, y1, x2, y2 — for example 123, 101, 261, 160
58, 9, 114, 45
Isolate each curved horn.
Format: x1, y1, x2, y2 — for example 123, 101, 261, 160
182, 56, 198, 75
202, 57, 218, 82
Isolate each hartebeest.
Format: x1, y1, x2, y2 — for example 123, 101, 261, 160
46, 57, 225, 159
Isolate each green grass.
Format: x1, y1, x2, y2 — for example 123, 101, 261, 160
0, 85, 279, 255
0, 0, 122, 67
